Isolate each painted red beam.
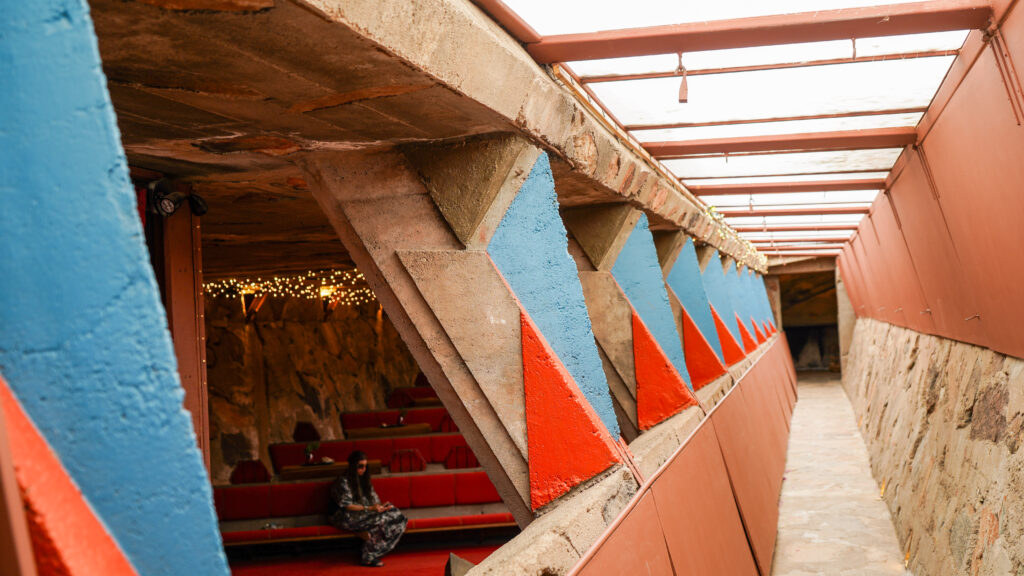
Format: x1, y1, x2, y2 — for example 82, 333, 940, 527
690, 179, 886, 196
629, 108, 927, 131
647, 128, 917, 157
527, 1, 993, 63
734, 224, 860, 232
583, 51, 957, 83
719, 206, 870, 217
763, 251, 840, 258
750, 237, 851, 243
470, 0, 542, 43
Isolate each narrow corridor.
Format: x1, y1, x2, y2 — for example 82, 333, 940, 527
771, 372, 910, 576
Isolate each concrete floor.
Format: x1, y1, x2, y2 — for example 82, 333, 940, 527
771, 371, 911, 576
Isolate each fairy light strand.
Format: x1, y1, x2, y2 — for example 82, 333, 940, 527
204, 269, 377, 307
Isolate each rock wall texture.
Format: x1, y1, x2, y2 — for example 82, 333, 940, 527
204, 295, 419, 484
844, 318, 1024, 576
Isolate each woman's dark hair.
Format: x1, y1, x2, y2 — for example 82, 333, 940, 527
346, 450, 372, 499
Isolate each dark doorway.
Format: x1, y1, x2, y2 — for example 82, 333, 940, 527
780, 271, 840, 371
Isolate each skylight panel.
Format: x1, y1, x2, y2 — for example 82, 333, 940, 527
631, 113, 922, 141
503, 0, 925, 37
590, 57, 954, 126
701, 190, 881, 207
664, 149, 904, 179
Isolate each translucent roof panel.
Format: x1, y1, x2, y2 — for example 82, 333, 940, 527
590, 57, 954, 126
504, 0, 925, 36
683, 171, 890, 185
569, 32, 967, 78
632, 113, 922, 141
664, 149, 904, 179
726, 214, 867, 226
702, 190, 880, 207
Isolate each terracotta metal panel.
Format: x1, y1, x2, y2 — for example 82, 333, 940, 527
710, 383, 782, 575
872, 197, 937, 334
850, 231, 883, 319
837, 249, 865, 316
857, 217, 904, 326
574, 492, 675, 576
918, 41, 1024, 358
886, 156, 988, 344
651, 422, 760, 576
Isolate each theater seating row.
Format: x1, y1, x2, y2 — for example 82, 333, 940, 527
340, 406, 456, 433
269, 432, 469, 472
386, 386, 439, 408
215, 471, 513, 545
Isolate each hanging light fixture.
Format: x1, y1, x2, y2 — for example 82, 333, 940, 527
677, 52, 688, 103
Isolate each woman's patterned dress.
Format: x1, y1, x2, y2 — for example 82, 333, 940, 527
329, 475, 407, 564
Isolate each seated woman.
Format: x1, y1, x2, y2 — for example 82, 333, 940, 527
329, 450, 407, 567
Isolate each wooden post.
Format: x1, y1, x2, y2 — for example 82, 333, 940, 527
163, 206, 211, 472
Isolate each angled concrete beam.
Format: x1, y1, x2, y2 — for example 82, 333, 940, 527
527, 1, 993, 63
303, 0, 766, 271
646, 128, 917, 158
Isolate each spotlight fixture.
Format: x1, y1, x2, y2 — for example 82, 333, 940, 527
677, 52, 688, 104
147, 179, 209, 217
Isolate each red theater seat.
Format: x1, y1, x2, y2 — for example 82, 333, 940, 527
439, 414, 458, 432
407, 516, 461, 530
393, 436, 432, 462
444, 445, 479, 469
316, 440, 358, 464
373, 476, 412, 509
389, 449, 426, 473
354, 438, 394, 464
229, 460, 271, 485
402, 407, 447, 431
461, 512, 515, 526
410, 474, 455, 508
270, 481, 331, 517
214, 485, 272, 522
221, 529, 271, 544
430, 434, 467, 463
455, 471, 501, 505
268, 526, 320, 541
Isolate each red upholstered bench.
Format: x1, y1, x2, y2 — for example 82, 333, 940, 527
270, 433, 470, 473
215, 471, 512, 547
341, 407, 449, 432
444, 445, 479, 469
386, 386, 439, 408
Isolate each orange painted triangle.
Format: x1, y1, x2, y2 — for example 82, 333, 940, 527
680, 306, 727, 391
751, 318, 767, 344
735, 313, 758, 353
631, 310, 698, 430
710, 305, 746, 366
0, 377, 139, 576
520, 312, 619, 510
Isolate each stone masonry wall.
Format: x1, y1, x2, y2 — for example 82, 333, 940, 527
204, 295, 419, 484
844, 318, 1024, 576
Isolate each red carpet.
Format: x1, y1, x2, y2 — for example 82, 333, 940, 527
230, 544, 501, 576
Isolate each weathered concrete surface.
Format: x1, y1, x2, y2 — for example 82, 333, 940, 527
562, 204, 639, 272
844, 318, 1024, 576
297, 0, 764, 271
467, 467, 638, 576
772, 371, 910, 576
629, 406, 704, 479
836, 268, 856, 375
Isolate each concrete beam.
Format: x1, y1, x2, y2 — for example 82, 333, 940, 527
298, 0, 766, 271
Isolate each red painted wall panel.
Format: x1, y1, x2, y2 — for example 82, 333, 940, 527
917, 39, 1024, 358
869, 197, 936, 334
885, 157, 988, 344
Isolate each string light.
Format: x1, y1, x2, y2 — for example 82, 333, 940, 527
204, 269, 377, 307
705, 206, 768, 272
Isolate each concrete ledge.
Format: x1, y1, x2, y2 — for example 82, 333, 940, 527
466, 467, 638, 576
628, 406, 705, 479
